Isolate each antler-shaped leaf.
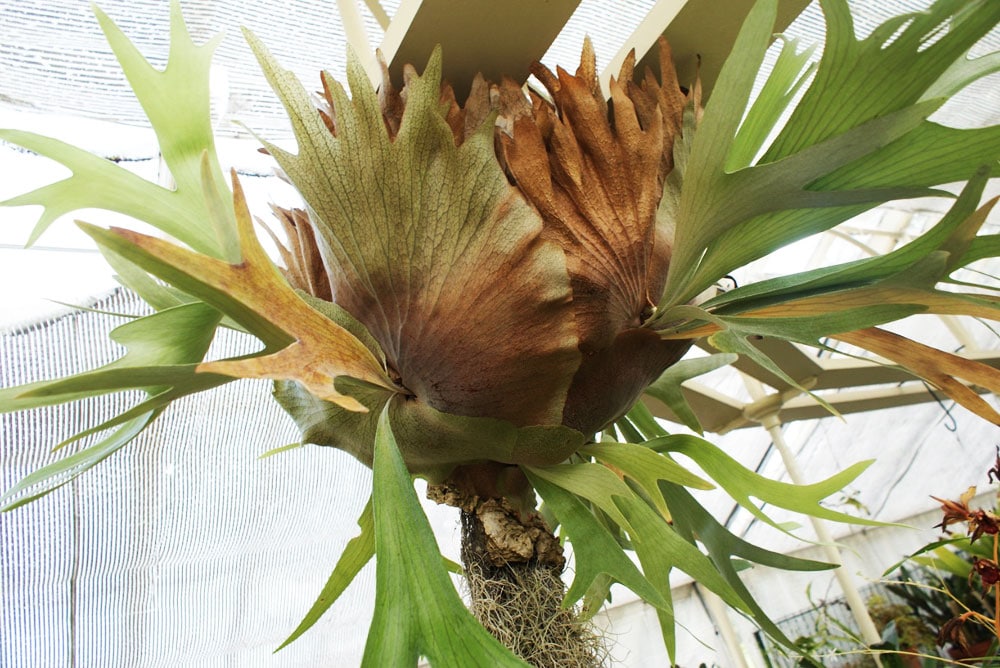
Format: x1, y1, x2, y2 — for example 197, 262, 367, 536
643, 353, 739, 434
656, 0, 1000, 309
0, 302, 225, 510
0, 1, 237, 261
651, 434, 883, 531
81, 173, 395, 412
276, 498, 375, 650
580, 440, 713, 518
525, 461, 752, 661
526, 473, 669, 617
659, 482, 835, 651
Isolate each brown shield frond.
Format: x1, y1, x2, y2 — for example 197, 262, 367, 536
499, 37, 692, 351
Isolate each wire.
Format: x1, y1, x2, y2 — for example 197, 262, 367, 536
923, 381, 958, 432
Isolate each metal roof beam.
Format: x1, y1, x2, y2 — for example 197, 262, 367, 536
812, 351, 1000, 390
647, 372, 1000, 433
699, 337, 1000, 392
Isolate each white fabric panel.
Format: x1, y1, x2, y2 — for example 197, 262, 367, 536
0, 0, 400, 140
1, 289, 383, 666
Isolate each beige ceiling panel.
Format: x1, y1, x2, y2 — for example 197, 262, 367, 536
381, 0, 808, 101
648, 348, 1000, 432
381, 0, 581, 99
616, 0, 810, 97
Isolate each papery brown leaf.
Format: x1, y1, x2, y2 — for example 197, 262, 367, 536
494, 76, 528, 116
833, 327, 1000, 425
504, 55, 667, 350
500, 38, 691, 350
714, 288, 1000, 321
618, 49, 636, 86
576, 37, 605, 114
463, 73, 495, 140
438, 81, 465, 145
379, 50, 500, 146
498, 40, 694, 432
260, 205, 333, 301
625, 39, 688, 179
376, 49, 404, 138
563, 327, 691, 434
493, 76, 531, 140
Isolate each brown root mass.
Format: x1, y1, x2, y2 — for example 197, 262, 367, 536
429, 483, 608, 667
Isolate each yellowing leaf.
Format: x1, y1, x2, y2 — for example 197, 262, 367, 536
83, 173, 395, 412
723, 285, 1000, 323
833, 328, 1000, 425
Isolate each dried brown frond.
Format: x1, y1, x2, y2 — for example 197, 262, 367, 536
264, 205, 333, 300
495, 38, 698, 433
498, 36, 696, 353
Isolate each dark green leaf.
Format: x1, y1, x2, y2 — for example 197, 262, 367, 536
644, 353, 738, 434
623, 401, 669, 440
363, 407, 528, 667
526, 472, 668, 616
525, 461, 752, 661
660, 482, 834, 649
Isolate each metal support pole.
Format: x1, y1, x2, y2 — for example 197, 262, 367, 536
743, 377, 884, 654
697, 584, 756, 668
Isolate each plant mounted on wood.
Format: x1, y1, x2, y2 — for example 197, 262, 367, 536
2, 0, 1000, 664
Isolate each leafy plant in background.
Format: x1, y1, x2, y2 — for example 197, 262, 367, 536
879, 565, 996, 664
771, 582, 877, 667
882, 449, 1000, 664
2, 0, 1000, 665
866, 595, 938, 667
756, 585, 941, 667
762, 462, 1000, 668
